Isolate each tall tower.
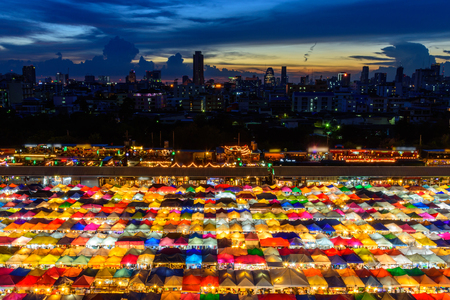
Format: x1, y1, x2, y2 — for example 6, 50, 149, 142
281, 66, 288, 85
264, 68, 276, 87
193, 51, 204, 85
360, 66, 369, 84
22, 65, 36, 85
395, 66, 404, 83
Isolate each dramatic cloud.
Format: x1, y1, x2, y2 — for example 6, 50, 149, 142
349, 55, 394, 61
380, 42, 436, 75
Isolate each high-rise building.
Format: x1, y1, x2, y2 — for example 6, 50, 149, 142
374, 73, 387, 85
56, 72, 68, 85
431, 63, 441, 77
193, 51, 204, 85
395, 67, 404, 83
146, 70, 161, 82
182, 75, 191, 85
337, 72, 351, 86
22, 65, 36, 85
126, 70, 136, 83
281, 66, 288, 85
84, 75, 95, 83
360, 66, 369, 84
98, 75, 110, 83
264, 68, 276, 87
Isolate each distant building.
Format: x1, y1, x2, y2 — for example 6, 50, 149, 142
264, 68, 276, 87
84, 74, 95, 83
292, 92, 335, 112
337, 72, 351, 87
395, 66, 404, 83
8, 82, 34, 105
130, 91, 166, 111
281, 66, 288, 85
54, 95, 77, 107
360, 66, 369, 84
182, 75, 192, 85
374, 73, 387, 85
145, 70, 161, 83
126, 70, 136, 83
98, 75, 110, 83
22, 65, 36, 85
56, 73, 68, 85
193, 51, 204, 85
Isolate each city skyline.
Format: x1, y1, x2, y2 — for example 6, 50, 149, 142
1, 0, 450, 81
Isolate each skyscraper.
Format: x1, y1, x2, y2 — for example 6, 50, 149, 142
281, 66, 288, 85
22, 65, 36, 85
395, 66, 404, 83
126, 70, 136, 83
264, 67, 276, 87
337, 72, 351, 86
374, 73, 387, 85
193, 51, 204, 85
360, 66, 369, 84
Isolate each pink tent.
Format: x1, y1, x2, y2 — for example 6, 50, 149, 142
299, 211, 313, 219
3, 293, 27, 300
159, 237, 175, 246
439, 232, 450, 240
84, 223, 100, 231
217, 254, 234, 264
348, 237, 364, 247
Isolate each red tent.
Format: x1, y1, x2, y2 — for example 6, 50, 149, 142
200, 275, 219, 287
0, 275, 18, 287
45, 267, 66, 279
121, 254, 138, 265
71, 236, 90, 246
412, 294, 436, 300
330, 236, 348, 246
72, 275, 95, 288
35, 274, 57, 288
260, 238, 289, 247
0, 237, 15, 245
324, 248, 340, 256
0, 268, 14, 276
258, 294, 296, 300
278, 248, 292, 256
15, 275, 40, 288
234, 255, 266, 265
371, 268, 392, 278
182, 275, 201, 292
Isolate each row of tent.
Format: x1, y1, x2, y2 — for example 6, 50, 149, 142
4, 292, 450, 300
1, 244, 450, 268
4, 266, 450, 291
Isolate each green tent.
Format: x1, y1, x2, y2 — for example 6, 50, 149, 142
248, 248, 264, 256
355, 184, 363, 189
200, 294, 219, 300
113, 268, 133, 278
405, 268, 425, 276
355, 293, 377, 300
340, 187, 350, 192
292, 187, 301, 194
383, 233, 397, 240
387, 267, 407, 276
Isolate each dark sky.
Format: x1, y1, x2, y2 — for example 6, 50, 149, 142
1, 0, 450, 81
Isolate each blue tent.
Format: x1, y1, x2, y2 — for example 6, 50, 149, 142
10, 267, 31, 277
329, 255, 347, 266
70, 223, 86, 231
360, 276, 383, 288
372, 223, 389, 231
186, 254, 202, 264
387, 238, 407, 247
342, 254, 364, 264
145, 238, 160, 247
306, 223, 322, 232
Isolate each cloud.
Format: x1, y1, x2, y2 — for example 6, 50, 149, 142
380, 42, 436, 75
349, 55, 394, 61
434, 55, 450, 60
304, 43, 316, 62
444, 50, 450, 54
0, 45, 5, 51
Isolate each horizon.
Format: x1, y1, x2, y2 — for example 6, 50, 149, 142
1, 0, 450, 82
